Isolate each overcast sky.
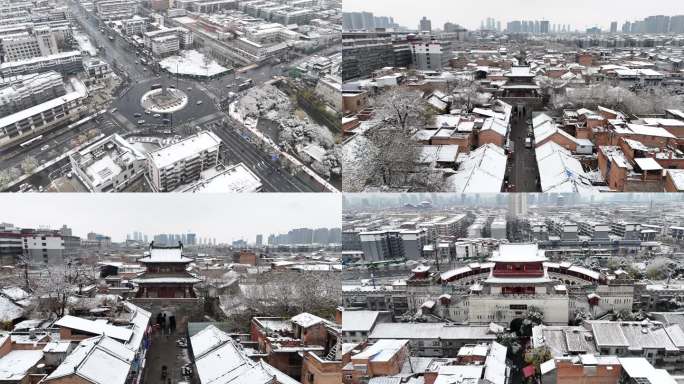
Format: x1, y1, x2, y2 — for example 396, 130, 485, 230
343, 0, 684, 31
0, 194, 341, 243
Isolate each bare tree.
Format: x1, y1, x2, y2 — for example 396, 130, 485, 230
32, 263, 99, 318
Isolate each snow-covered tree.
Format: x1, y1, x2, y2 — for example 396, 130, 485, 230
20, 156, 39, 174
373, 87, 429, 132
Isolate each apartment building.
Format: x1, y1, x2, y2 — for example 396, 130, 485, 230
146, 131, 222, 192
94, 0, 137, 20
0, 71, 65, 117
0, 77, 88, 149
70, 134, 147, 192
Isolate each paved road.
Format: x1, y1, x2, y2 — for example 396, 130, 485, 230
205, 118, 319, 192
114, 77, 218, 129
68, 0, 148, 81
508, 111, 540, 192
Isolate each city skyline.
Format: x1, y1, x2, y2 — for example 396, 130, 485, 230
1, 194, 341, 243
342, 0, 684, 31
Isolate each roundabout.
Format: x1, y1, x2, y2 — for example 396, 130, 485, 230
114, 77, 218, 128
140, 87, 189, 114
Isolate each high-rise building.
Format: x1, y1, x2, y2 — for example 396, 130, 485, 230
508, 194, 528, 217
610, 21, 618, 33
186, 233, 196, 245
419, 16, 432, 32
256, 234, 263, 246
540, 20, 550, 34
670, 15, 684, 33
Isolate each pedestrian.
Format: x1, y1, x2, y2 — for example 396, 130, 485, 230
169, 315, 176, 333
161, 313, 167, 335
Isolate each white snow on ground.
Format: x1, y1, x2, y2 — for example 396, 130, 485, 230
159, 50, 230, 77
73, 32, 98, 56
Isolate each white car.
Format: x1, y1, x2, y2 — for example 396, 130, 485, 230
137, 119, 145, 124
196, 100, 203, 105
153, 114, 161, 118
40, 144, 50, 151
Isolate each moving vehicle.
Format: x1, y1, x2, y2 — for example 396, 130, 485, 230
196, 100, 203, 105
134, 113, 142, 117
153, 114, 161, 118
137, 119, 145, 124
40, 144, 50, 151
525, 137, 533, 148
20, 135, 43, 148
110, 108, 117, 113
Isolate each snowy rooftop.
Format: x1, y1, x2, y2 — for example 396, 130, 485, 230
191, 325, 299, 384
491, 244, 546, 263
148, 131, 221, 169
352, 339, 408, 362
140, 246, 192, 263
446, 144, 506, 193
619, 124, 676, 139
536, 142, 595, 193
45, 336, 134, 384
75, 134, 146, 189
0, 296, 24, 322
180, 163, 262, 193
418, 145, 459, 164
634, 157, 663, 171
291, 312, 328, 328
190, 324, 234, 359
1, 286, 29, 301
342, 310, 380, 332
433, 114, 461, 128
507, 66, 535, 77
0, 77, 87, 128
600, 146, 633, 170
534, 120, 577, 145
532, 113, 554, 128
0, 350, 43, 381
159, 50, 231, 78
55, 315, 132, 342
667, 169, 684, 191
369, 323, 496, 341
619, 357, 676, 383
480, 117, 507, 136
412, 129, 437, 141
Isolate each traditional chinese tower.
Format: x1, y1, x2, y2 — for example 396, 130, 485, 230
133, 242, 200, 298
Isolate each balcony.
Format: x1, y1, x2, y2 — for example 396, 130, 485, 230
492, 269, 544, 277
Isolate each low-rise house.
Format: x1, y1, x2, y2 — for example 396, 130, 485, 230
535, 142, 595, 193
190, 324, 299, 384
41, 335, 134, 384
446, 143, 507, 193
